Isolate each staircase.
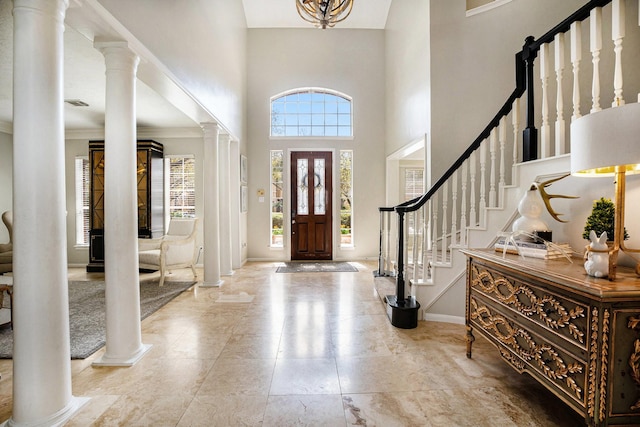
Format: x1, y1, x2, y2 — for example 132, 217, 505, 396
376, 0, 638, 326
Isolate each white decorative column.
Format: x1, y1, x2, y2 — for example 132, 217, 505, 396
202, 123, 223, 287
230, 141, 242, 269
219, 134, 234, 276
11, 0, 88, 425
93, 41, 151, 366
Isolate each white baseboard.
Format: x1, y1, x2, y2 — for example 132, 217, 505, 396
422, 313, 465, 325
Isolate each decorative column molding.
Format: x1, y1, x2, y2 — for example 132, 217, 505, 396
11, 0, 88, 424
201, 122, 223, 287
219, 133, 234, 276
92, 40, 151, 366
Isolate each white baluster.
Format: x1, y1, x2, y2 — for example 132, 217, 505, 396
479, 141, 487, 226
432, 193, 438, 264
555, 33, 566, 155
512, 98, 520, 173
441, 182, 448, 263
385, 211, 392, 273
498, 116, 506, 205
469, 152, 477, 228
612, 0, 625, 107
420, 205, 428, 281
590, 7, 602, 113
489, 128, 497, 207
460, 160, 468, 247
540, 42, 551, 158
571, 21, 582, 122
451, 171, 458, 247
411, 210, 418, 283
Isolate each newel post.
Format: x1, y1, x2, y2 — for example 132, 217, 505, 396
522, 36, 539, 161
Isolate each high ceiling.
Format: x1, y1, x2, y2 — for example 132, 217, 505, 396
0, 1, 393, 133
242, 0, 392, 29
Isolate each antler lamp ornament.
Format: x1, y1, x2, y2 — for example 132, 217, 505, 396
512, 174, 578, 239
296, 0, 354, 29
571, 103, 640, 280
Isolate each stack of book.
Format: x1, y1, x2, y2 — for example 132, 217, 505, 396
494, 239, 573, 260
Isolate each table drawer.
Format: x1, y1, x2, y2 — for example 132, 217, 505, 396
470, 262, 589, 351
469, 295, 588, 410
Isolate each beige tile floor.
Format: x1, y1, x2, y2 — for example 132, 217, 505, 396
0, 261, 585, 426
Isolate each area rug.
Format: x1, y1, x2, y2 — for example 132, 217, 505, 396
0, 279, 195, 359
276, 261, 358, 273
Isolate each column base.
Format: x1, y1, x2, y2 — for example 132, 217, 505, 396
200, 279, 224, 288
386, 295, 420, 329
92, 343, 152, 367
2, 396, 90, 427
221, 270, 235, 277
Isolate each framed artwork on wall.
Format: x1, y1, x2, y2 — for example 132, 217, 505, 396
241, 185, 248, 213
240, 155, 248, 184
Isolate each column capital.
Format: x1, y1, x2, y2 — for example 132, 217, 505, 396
201, 122, 220, 139
94, 40, 139, 71
218, 133, 232, 144
13, 0, 69, 21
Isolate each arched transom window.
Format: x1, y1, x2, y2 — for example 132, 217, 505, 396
270, 88, 352, 137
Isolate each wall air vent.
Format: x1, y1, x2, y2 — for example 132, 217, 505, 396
64, 99, 89, 107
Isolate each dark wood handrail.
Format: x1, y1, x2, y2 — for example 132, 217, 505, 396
377, 0, 614, 319
385, 0, 612, 216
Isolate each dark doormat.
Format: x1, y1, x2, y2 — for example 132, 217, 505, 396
276, 261, 358, 273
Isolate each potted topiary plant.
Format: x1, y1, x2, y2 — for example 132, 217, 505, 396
582, 197, 629, 242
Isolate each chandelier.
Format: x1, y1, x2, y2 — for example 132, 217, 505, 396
296, 0, 354, 29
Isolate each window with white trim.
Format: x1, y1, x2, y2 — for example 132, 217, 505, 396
340, 150, 353, 247
166, 156, 196, 220
270, 150, 284, 247
74, 157, 90, 246
271, 88, 352, 137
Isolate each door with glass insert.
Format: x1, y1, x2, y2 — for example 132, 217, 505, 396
291, 151, 333, 260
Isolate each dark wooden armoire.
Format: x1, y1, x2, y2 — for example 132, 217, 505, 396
87, 140, 164, 272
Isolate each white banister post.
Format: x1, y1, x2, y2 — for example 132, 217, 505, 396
479, 141, 487, 226
554, 33, 566, 155
201, 122, 223, 287
469, 152, 477, 228
612, 0, 626, 107
511, 98, 520, 172
11, 0, 89, 424
451, 170, 458, 247
498, 116, 506, 205
571, 21, 582, 122
540, 43, 551, 158
460, 160, 468, 247
441, 182, 448, 263
590, 7, 603, 113
431, 193, 438, 264
489, 128, 497, 207
93, 40, 151, 367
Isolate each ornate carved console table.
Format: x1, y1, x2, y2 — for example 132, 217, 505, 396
462, 249, 640, 426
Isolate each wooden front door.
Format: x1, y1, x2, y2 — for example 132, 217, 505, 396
291, 151, 333, 260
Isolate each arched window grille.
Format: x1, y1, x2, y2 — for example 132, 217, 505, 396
270, 88, 352, 137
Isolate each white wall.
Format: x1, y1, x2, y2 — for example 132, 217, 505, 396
97, 0, 247, 142
0, 131, 11, 244
385, 0, 430, 157
246, 29, 386, 261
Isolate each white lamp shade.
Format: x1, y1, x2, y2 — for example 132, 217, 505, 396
570, 102, 640, 176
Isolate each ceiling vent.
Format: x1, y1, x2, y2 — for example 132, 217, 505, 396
64, 99, 89, 107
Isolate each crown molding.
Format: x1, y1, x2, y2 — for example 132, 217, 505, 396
64, 126, 203, 141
